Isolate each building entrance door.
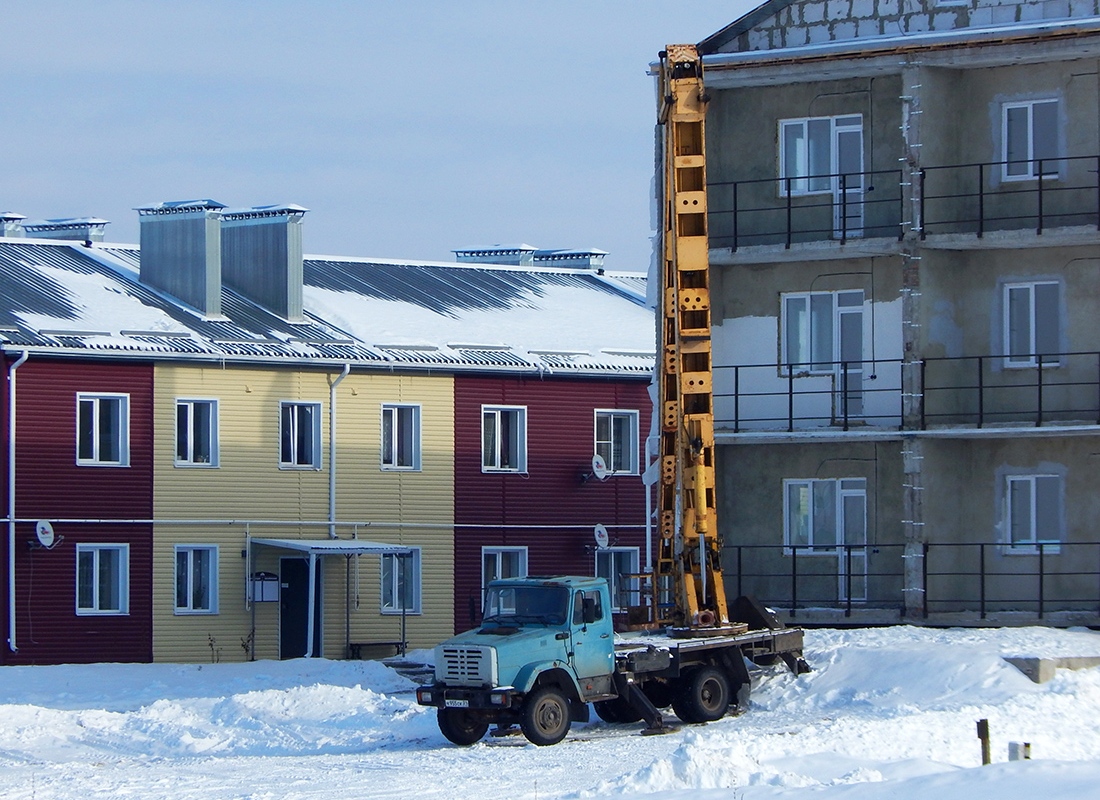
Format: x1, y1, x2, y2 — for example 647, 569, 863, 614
280, 557, 322, 659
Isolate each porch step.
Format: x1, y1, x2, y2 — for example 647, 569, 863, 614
384, 657, 435, 685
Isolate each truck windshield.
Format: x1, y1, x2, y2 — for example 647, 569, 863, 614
484, 586, 569, 626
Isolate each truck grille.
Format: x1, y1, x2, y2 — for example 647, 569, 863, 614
436, 645, 495, 686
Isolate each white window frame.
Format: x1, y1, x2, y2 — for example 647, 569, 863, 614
1005, 474, 1063, 554
1002, 99, 1060, 181
595, 547, 640, 613
779, 114, 863, 196
783, 478, 866, 554
1003, 281, 1061, 368
279, 401, 322, 469
75, 543, 130, 615
175, 398, 219, 467
380, 403, 421, 471
76, 393, 130, 466
781, 290, 864, 375
594, 409, 640, 475
174, 545, 219, 614
381, 548, 422, 614
481, 405, 528, 473
482, 546, 529, 589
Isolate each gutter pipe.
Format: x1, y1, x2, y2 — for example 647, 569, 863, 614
7, 350, 28, 653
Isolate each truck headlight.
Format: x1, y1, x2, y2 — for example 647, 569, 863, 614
489, 691, 509, 706
416, 689, 433, 704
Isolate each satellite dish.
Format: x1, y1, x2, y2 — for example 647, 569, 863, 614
35, 520, 55, 549
593, 524, 609, 549
591, 454, 609, 481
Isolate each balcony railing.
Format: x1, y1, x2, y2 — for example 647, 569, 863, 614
727, 541, 1100, 620
715, 350, 1100, 433
921, 155, 1100, 238
706, 155, 1099, 250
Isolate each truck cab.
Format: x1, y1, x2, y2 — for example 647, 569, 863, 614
416, 576, 616, 746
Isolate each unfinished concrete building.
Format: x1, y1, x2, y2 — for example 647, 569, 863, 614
685, 1, 1100, 624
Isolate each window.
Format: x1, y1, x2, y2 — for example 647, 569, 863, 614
76, 544, 129, 614
174, 545, 218, 613
779, 115, 863, 195
381, 549, 421, 614
176, 399, 218, 467
784, 478, 866, 553
595, 410, 639, 475
381, 404, 421, 470
76, 393, 129, 466
572, 588, 606, 625
1004, 281, 1060, 367
1006, 474, 1062, 553
482, 546, 528, 589
595, 547, 640, 612
482, 406, 527, 472
280, 402, 321, 469
1003, 99, 1059, 181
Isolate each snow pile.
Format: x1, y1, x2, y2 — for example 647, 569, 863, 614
3, 627, 1100, 799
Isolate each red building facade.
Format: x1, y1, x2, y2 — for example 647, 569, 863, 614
453, 374, 652, 632
2, 357, 153, 665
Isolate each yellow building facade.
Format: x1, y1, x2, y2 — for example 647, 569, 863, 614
151, 363, 454, 662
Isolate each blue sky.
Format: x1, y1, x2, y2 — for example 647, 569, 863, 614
4, 1, 757, 272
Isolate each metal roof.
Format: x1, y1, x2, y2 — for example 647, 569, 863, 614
249, 538, 412, 556
0, 239, 654, 378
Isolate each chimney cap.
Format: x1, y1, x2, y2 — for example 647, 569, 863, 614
135, 199, 227, 215
220, 203, 309, 221
0, 211, 26, 222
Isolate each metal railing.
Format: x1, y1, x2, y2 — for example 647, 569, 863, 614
920, 155, 1100, 238
725, 541, 1100, 620
707, 169, 905, 250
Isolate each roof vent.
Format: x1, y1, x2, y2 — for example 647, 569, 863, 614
221, 204, 308, 321
135, 200, 226, 316
531, 248, 607, 269
453, 244, 537, 266
22, 217, 109, 243
0, 212, 25, 238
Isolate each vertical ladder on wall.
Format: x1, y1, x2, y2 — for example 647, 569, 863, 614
654, 45, 730, 631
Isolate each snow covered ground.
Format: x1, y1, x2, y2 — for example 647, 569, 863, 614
3, 626, 1100, 799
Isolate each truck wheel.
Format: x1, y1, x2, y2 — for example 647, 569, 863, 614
671, 666, 731, 724
437, 708, 489, 746
521, 686, 572, 746
594, 696, 642, 724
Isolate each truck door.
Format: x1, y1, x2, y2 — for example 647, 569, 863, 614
569, 589, 613, 680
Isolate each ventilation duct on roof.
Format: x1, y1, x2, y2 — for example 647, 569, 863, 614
0, 212, 25, 238
221, 204, 308, 322
22, 217, 109, 243
453, 244, 537, 266
135, 200, 226, 316
531, 248, 607, 269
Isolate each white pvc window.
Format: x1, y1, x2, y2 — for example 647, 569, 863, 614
781, 290, 864, 374
381, 404, 421, 470
595, 410, 639, 475
280, 401, 322, 469
174, 545, 218, 614
1006, 474, 1062, 553
76, 393, 129, 466
76, 543, 129, 615
784, 478, 866, 553
779, 115, 863, 195
482, 406, 527, 472
1004, 281, 1060, 367
1003, 99, 1059, 180
381, 549, 421, 614
595, 547, 640, 612
175, 399, 218, 467
482, 546, 528, 590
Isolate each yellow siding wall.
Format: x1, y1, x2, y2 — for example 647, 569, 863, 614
152, 364, 454, 663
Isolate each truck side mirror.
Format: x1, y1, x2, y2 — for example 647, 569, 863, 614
582, 597, 598, 625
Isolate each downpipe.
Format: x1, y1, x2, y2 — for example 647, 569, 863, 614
7, 350, 29, 653
328, 363, 350, 539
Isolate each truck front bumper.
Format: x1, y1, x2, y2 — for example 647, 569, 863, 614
415, 684, 518, 711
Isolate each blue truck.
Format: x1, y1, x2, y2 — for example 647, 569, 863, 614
415, 576, 808, 746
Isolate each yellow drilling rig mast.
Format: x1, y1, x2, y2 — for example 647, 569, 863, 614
653, 44, 731, 631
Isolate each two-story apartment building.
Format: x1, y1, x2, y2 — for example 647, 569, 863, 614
2, 208, 654, 665
681, 1, 1100, 624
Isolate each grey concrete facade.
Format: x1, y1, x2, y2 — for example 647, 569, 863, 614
690, 1, 1100, 625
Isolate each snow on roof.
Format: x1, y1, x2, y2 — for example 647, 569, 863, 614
0, 239, 654, 378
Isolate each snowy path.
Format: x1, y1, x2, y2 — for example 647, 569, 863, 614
3, 626, 1100, 799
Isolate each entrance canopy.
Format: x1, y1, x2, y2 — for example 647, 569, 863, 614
250, 537, 413, 556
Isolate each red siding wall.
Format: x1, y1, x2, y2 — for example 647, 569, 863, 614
2, 358, 153, 665
453, 375, 651, 632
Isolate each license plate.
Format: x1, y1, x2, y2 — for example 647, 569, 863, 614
444, 698, 469, 708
